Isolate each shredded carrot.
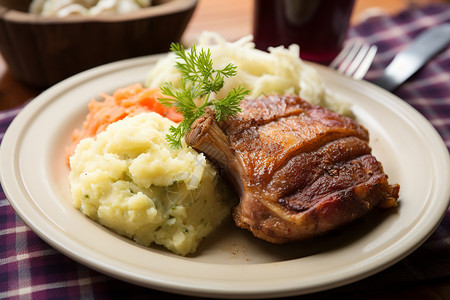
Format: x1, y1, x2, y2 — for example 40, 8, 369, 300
65, 83, 182, 165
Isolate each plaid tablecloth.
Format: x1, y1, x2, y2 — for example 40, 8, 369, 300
1, 3, 450, 299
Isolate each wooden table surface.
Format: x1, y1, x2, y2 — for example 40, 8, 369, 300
1, 1, 449, 299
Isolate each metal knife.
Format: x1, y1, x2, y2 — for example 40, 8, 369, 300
372, 23, 450, 91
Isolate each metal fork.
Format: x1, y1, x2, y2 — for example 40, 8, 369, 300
329, 39, 378, 80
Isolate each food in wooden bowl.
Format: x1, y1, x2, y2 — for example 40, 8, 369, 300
0, 0, 197, 87
29, 0, 152, 17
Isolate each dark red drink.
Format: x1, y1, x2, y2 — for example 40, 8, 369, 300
253, 0, 355, 64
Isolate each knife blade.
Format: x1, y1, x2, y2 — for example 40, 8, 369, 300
371, 23, 450, 91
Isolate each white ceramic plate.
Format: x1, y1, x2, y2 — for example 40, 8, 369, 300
1, 55, 449, 299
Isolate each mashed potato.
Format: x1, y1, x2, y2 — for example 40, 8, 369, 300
69, 112, 235, 256
145, 31, 351, 116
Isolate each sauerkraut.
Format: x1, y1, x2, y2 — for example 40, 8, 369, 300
145, 31, 351, 116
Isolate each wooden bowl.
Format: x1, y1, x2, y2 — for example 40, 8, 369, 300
0, 0, 197, 88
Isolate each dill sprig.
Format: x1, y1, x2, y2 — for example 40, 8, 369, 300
159, 42, 249, 149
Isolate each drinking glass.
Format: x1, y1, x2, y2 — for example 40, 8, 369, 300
253, 0, 355, 64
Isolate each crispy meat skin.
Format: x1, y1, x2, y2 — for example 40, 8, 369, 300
186, 95, 400, 243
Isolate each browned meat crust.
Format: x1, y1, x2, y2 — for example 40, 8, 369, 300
186, 94, 400, 244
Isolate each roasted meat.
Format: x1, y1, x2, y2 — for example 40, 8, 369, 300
185, 94, 400, 244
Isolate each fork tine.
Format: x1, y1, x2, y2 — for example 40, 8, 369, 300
346, 43, 370, 76
352, 45, 377, 80
340, 41, 365, 74
335, 39, 364, 73
329, 40, 357, 69
329, 39, 377, 80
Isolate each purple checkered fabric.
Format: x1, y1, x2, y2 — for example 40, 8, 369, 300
349, 4, 450, 151
1, 4, 450, 299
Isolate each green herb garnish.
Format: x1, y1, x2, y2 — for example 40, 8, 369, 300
159, 42, 249, 148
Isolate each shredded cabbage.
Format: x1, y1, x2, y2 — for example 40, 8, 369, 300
145, 31, 352, 116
